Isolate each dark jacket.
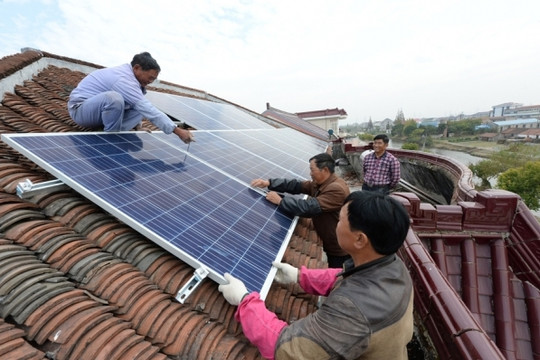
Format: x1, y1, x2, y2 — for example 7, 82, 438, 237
275, 255, 414, 359
269, 174, 350, 256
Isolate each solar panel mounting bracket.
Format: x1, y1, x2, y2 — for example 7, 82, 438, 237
16, 179, 68, 199
175, 266, 209, 304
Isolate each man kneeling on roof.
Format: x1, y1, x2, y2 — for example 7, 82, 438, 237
218, 190, 414, 359
67, 51, 194, 144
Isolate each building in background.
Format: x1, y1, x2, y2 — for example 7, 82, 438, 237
296, 107, 347, 135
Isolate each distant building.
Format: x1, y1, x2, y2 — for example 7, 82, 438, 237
477, 132, 500, 142
419, 119, 439, 128
493, 118, 539, 132
498, 104, 540, 119
295, 108, 347, 134
490, 102, 522, 117
464, 111, 490, 119
377, 118, 393, 132
517, 128, 540, 140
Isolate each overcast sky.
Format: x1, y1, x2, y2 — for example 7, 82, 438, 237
1, 0, 540, 125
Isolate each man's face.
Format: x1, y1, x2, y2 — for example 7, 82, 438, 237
133, 65, 159, 87
309, 160, 329, 185
373, 139, 388, 156
336, 203, 357, 254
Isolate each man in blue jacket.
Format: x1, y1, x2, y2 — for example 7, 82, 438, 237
68, 52, 193, 143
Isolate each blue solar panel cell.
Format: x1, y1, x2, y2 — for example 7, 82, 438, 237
2, 132, 301, 298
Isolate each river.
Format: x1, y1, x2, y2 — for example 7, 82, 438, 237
389, 140, 484, 165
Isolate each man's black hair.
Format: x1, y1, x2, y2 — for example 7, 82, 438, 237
373, 134, 390, 144
131, 52, 161, 71
309, 153, 335, 173
344, 191, 410, 255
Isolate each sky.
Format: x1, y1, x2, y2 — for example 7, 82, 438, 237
1, 0, 540, 125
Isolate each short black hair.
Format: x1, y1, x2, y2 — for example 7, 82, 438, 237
309, 153, 335, 173
344, 191, 410, 255
373, 134, 389, 144
131, 52, 161, 71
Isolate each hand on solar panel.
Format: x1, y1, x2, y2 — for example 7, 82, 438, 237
173, 127, 195, 144
218, 273, 250, 306
134, 123, 151, 133
250, 178, 270, 188
272, 262, 299, 284
265, 191, 282, 205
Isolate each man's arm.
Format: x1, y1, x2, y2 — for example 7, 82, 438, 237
219, 265, 341, 360
389, 157, 401, 188
299, 266, 341, 296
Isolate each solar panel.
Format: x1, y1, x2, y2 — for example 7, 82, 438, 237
154, 128, 329, 182
2, 131, 315, 299
145, 91, 274, 130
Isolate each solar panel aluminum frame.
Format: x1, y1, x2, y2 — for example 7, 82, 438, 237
2, 131, 299, 300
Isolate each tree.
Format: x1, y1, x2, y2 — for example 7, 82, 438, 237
446, 118, 482, 136
392, 122, 404, 137
402, 119, 418, 136
391, 109, 406, 136
470, 159, 506, 188
497, 161, 540, 210
471, 144, 539, 178
367, 117, 373, 131
395, 109, 405, 124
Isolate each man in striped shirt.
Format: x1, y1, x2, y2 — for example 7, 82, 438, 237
362, 134, 400, 195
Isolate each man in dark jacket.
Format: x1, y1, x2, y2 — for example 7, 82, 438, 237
218, 191, 414, 359
251, 152, 350, 268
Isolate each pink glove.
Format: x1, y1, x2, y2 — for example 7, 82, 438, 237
236, 293, 287, 360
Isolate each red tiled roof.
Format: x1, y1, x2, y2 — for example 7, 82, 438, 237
0, 50, 325, 359
519, 128, 540, 136
1, 49, 539, 360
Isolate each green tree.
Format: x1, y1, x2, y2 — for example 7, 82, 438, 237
470, 159, 506, 188
447, 118, 482, 136
402, 119, 418, 136
391, 122, 404, 137
470, 143, 540, 191
358, 133, 374, 142
367, 117, 373, 131
497, 161, 540, 210
395, 109, 405, 124
419, 124, 438, 136
392, 109, 405, 136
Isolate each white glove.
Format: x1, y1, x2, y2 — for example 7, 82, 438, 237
272, 261, 299, 284
218, 273, 249, 306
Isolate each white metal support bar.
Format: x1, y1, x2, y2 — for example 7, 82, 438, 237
175, 266, 209, 304
16, 179, 68, 199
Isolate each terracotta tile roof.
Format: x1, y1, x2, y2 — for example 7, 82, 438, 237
0, 50, 324, 359
2, 49, 540, 360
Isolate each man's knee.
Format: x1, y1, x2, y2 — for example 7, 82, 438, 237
103, 91, 124, 109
